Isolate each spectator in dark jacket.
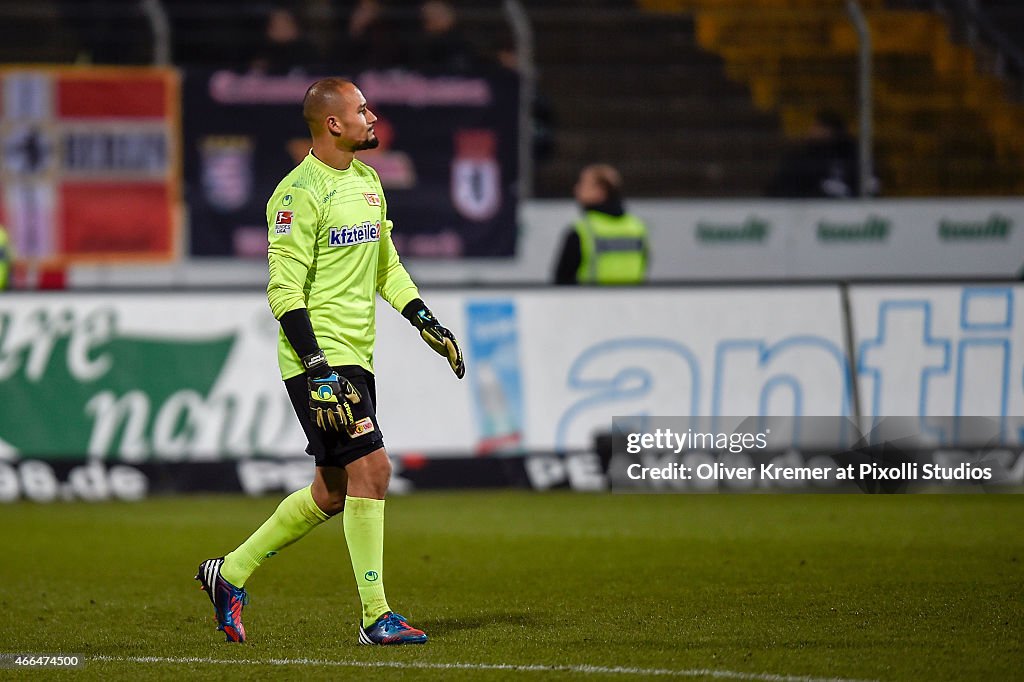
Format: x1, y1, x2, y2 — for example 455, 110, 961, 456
249, 6, 321, 75
409, 0, 479, 72
334, 0, 408, 69
766, 110, 876, 198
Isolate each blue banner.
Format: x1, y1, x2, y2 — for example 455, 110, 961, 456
465, 299, 525, 455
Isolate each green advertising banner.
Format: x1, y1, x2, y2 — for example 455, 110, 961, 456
0, 294, 300, 460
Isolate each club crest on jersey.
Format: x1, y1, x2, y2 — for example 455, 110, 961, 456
363, 192, 381, 206
275, 210, 293, 234
329, 221, 381, 247
349, 417, 376, 437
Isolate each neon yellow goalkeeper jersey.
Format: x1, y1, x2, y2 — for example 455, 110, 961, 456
267, 152, 420, 379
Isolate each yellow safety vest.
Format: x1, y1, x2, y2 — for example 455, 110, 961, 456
574, 211, 648, 284
0, 225, 10, 291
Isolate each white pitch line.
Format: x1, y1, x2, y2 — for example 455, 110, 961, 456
90, 654, 878, 682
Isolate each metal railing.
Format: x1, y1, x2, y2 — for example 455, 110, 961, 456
504, 0, 534, 200
141, 0, 171, 66
846, 1, 874, 199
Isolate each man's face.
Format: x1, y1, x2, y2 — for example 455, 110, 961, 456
328, 86, 379, 152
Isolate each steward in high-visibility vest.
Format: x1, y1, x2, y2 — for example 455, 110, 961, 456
554, 164, 649, 285
0, 224, 10, 291
573, 211, 648, 284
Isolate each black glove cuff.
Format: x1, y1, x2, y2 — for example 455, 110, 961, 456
399, 296, 432, 329
301, 351, 332, 378
401, 298, 426, 320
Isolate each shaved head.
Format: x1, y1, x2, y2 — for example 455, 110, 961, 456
302, 77, 355, 135
301, 77, 379, 161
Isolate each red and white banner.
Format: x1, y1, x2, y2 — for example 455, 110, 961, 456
0, 67, 180, 266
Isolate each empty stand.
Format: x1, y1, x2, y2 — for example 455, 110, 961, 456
522, 1, 786, 197
644, 0, 1024, 195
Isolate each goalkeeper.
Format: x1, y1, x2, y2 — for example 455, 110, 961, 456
196, 77, 464, 646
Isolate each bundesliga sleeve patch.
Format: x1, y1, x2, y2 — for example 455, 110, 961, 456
275, 210, 293, 234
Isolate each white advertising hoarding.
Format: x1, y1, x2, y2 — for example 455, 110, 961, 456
848, 284, 1024, 444
375, 288, 850, 454
2, 284, 1021, 462
68, 198, 1024, 287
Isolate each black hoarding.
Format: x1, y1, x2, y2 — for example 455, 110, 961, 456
184, 68, 520, 258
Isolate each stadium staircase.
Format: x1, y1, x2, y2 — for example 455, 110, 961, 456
636, 0, 1024, 195
519, 0, 787, 197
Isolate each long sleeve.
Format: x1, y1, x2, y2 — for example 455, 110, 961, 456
267, 186, 320, 319
375, 190, 419, 312
554, 228, 581, 285
376, 218, 420, 313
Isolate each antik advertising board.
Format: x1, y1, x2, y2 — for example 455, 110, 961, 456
1, 285, 1022, 498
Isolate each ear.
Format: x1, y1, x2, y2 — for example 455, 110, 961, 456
326, 116, 341, 135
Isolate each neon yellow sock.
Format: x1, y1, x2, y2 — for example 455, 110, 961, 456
220, 485, 331, 587
343, 496, 391, 627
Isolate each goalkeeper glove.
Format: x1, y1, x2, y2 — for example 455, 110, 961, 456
405, 304, 465, 379
302, 351, 362, 432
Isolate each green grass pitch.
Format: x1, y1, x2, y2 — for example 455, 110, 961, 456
1, 491, 1021, 681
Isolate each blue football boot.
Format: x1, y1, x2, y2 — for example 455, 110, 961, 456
195, 557, 249, 642
357, 611, 428, 645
